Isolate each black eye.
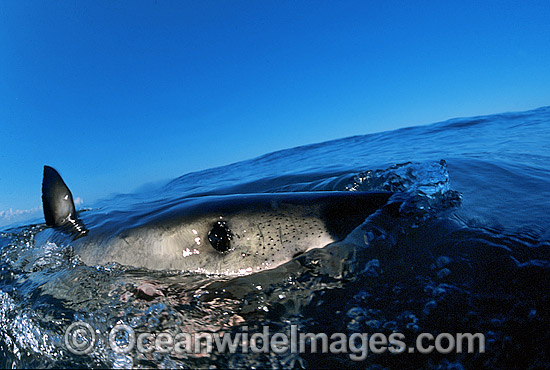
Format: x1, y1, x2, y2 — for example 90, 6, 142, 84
208, 221, 232, 253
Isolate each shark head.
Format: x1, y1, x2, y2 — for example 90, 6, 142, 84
41, 166, 395, 275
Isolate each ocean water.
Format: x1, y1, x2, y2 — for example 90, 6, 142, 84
1, 106, 549, 369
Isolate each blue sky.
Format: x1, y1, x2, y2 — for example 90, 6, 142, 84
1, 0, 549, 222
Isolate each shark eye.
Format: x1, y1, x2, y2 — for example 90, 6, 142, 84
208, 221, 232, 253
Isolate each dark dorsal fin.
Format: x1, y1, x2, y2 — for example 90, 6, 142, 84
42, 165, 88, 236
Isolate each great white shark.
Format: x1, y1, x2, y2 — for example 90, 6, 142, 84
39, 166, 396, 275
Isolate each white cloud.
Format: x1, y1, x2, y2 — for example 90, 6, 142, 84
0, 206, 43, 228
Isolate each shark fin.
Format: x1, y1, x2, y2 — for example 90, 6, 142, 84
42, 165, 88, 236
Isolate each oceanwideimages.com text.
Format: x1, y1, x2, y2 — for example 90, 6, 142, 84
65, 322, 485, 361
